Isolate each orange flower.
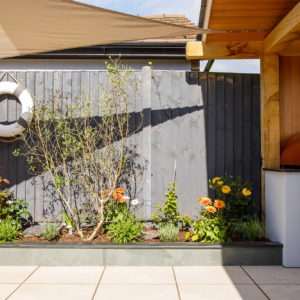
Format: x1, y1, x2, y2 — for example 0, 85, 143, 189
206, 206, 216, 213
221, 185, 231, 194
113, 192, 122, 200
217, 181, 223, 185
214, 199, 225, 209
114, 187, 125, 194
242, 188, 251, 196
197, 197, 212, 206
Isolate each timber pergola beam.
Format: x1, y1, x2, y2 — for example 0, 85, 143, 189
264, 2, 300, 54
186, 41, 264, 60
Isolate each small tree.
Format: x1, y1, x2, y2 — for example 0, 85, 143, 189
16, 60, 141, 240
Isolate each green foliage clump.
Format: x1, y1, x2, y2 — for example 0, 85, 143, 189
209, 174, 255, 221
107, 210, 143, 243
230, 217, 265, 241
42, 222, 60, 241
0, 170, 31, 229
0, 198, 30, 229
192, 212, 228, 243
158, 224, 179, 242
152, 182, 180, 226
0, 219, 19, 242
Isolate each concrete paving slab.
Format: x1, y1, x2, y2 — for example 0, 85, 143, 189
94, 284, 179, 300
0, 266, 37, 283
25, 266, 104, 284
260, 284, 300, 300
243, 266, 300, 284
178, 284, 268, 300
8, 284, 97, 300
174, 266, 252, 285
101, 266, 175, 285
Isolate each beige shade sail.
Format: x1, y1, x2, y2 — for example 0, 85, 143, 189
0, 0, 215, 59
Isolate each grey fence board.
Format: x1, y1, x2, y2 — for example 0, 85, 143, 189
0, 70, 261, 220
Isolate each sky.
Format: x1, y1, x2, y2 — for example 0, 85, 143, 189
78, 0, 260, 73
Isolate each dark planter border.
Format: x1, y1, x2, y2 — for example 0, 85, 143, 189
0, 242, 282, 266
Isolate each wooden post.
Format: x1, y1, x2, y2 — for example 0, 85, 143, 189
260, 54, 280, 217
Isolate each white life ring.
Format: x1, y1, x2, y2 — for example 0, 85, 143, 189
0, 82, 33, 137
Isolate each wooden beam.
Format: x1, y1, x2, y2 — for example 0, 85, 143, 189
261, 54, 280, 169
264, 2, 300, 54
260, 54, 280, 219
186, 41, 263, 60
202, 0, 213, 43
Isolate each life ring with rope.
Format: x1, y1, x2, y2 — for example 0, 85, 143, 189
0, 81, 33, 138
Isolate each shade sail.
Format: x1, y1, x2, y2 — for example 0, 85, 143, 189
0, 0, 214, 59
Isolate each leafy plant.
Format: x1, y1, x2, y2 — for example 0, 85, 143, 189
0, 198, 31, 229
152, 182, 180, 226
178, 213, 193, 230
0, 169, 31, 228
209, 174, 255, 221
192, 197, 228, 243
0, 219, 19, 242
192, 213, 227, 243
158, 224, 179, 242
42, 223, 60, 241
107, 210, 143, 243
41, 217, 60, 241
15, 60, 142, 241
230, 217, 265, 241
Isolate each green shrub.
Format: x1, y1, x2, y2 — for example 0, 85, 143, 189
152, 182, 180, 226
0, 198, 31, 229
107, 211, 143, 243
231, 217, 265, 241
192, 212, 228, 243
42, 222, 60, 241
0, 219, 19, 242
158, 224, 179, 242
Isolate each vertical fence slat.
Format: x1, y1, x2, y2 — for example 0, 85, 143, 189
251, 74, 261, 214
216, 73, 225, 176
233, 74, 243, 179
224, 74, 234, 176
207, 73, 216, 186
25, 71, 36, 219
34, 72, 45, 220
16, 72, 27, 202
243, 74, 252, 183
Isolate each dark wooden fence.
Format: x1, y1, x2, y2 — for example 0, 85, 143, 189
0, 69, 260, 220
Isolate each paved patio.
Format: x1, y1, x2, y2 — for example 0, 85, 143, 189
0, 266, 299, 299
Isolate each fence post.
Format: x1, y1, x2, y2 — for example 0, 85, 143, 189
142, 66, 152, 218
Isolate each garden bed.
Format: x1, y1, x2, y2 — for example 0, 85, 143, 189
0, 240, 282, 266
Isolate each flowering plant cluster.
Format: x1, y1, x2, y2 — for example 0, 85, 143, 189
208, 174, 254, 221
187, 196, 227, 242
187, 175, 257, 243
101, 187, 129, 204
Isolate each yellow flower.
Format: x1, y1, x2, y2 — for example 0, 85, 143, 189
222, 185, 231, 194
242, 188, 252, 197
212, 177, 221, 184
217, 181, 224, 185
206, 206, 216, 213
